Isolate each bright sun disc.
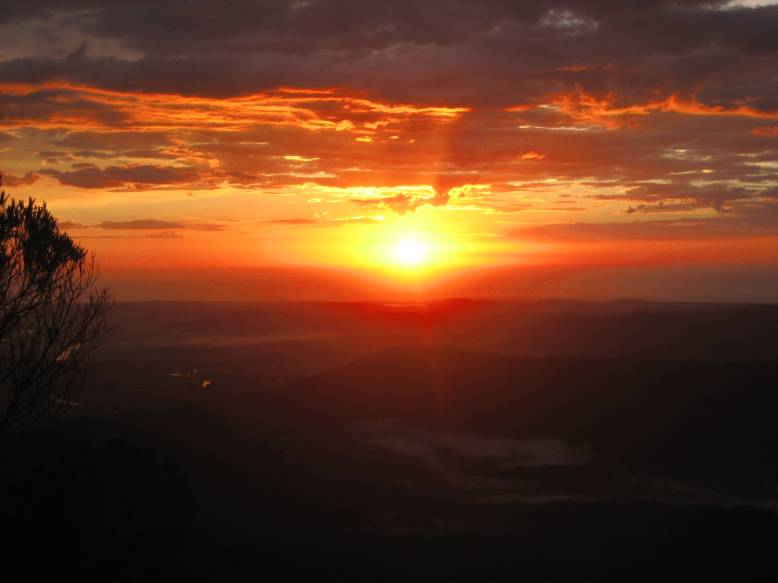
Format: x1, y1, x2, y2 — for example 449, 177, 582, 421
391, 238, 428, 267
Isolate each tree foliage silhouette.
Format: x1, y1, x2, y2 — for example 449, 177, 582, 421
0, 180, 111, 440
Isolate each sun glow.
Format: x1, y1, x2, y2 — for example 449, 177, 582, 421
391, 238, 429, 267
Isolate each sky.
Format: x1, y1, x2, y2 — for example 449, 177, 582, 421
1, 0, 777, 301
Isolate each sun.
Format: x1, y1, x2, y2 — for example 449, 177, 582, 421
391, 237, 429, 267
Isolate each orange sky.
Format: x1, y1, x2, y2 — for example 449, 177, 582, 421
1, 1, 777, 300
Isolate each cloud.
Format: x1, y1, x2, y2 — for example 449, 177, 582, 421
40, 163, 203, 189
0, 83, 467, 132
330, 216, 383, 225
77, 232, 183, 239
1, 0, 777, 245
511, 213, 778, 242
0, 1, 774, 113
268, 218, 318, 225
97, 219, 224, 231
55, 130, 176, 152
351, 190, 451, 215
626, 202, 703, 214
98, 220, 182, 230
592, 182, 760, 214
268, 216, 382, 226
58, 221, 86, 230
1, 171, 39, 187
754, 125, 778, 136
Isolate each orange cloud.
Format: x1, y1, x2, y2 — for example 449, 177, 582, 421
543, 90, 778, 128
0, 82, 469, 133
1, 171, 39, 187
754, 125, 778, 136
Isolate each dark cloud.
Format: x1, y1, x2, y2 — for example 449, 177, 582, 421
1, 1, 777, 110
40, 164, 203, 189
605, 183, 756, 213
1, 170, 39, 187
1, 0, 777, 233
0, 87, 128, 126
58, 221, 86, 230
76, 232, 183, 239
97, 219, 224, 231
98, 219, 181, 230
626, 202, 703, 214
56, 131, 175, 152
511, 211, 778, 242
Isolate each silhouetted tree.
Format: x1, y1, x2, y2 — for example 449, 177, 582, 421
0, 180, 111, 441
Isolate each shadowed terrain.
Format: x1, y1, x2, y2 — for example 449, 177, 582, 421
3, 300, 778, 581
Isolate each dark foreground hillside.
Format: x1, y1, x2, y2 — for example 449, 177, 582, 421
2, 301, 777, 581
